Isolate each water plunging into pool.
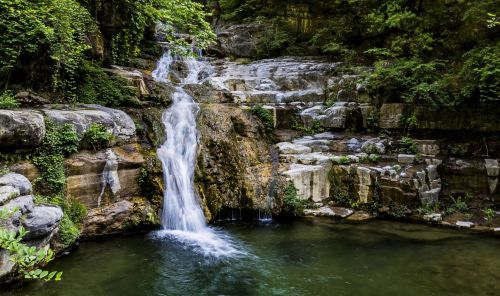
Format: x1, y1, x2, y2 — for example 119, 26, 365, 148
152, 51, 242, 257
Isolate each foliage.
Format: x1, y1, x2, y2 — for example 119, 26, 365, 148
0, 91, 20, 109
35, 194, 87, 225
0, 208, 62, 281
398, 137, 418, 154
0, 0, 96, 94
81, 123, 114, 151
291, 119, 324, 135
282, 182, 306, 216
368, 154, 381, 163
482, 208, 495, 223
76, 62, 137, 107
332, 189, 359, 209
445, 196, 469, 215
58, 215, 80, 249
251, 104, 274, 133
332, 156, 350, 165
366, 110, 379, 130
84, 0, 216, 63
33, 121, 79, 193
255, 19, 295, 58
387, 202, 409, 218
417, 201, 440, 215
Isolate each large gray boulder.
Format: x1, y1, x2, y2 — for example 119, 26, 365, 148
0, 110, 45, 148
43, 105, 136, 141
210, 24, 265, 58
0, 173, 32, 196
22, 206, 63, 240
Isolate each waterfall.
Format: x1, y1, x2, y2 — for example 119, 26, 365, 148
152, 51, 242, 257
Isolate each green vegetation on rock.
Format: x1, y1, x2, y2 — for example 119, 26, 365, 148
282, 182, 306, 216
81, 123, 114, 151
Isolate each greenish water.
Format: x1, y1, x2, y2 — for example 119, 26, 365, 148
5, 219, 500, 296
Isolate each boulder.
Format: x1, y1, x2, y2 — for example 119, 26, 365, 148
211, 24, 266, 58
283, 163, 331, 202
0, 186, 19, 205
0, 173, 32, 196
398, 154, 416, 164
276, 142, 312, 154
0, 111, 45, 148
21, 206, 63, 240
44, 105, 136, 141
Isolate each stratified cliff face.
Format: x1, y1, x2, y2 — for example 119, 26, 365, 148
195, 103, 282, 220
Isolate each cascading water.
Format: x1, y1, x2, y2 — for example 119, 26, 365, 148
152, 51, 243, 257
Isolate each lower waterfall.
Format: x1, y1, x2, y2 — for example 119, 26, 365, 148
152, 51, 242, 257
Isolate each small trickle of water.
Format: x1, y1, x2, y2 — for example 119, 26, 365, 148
153, 50, 244, 257
97, 149, 121, 207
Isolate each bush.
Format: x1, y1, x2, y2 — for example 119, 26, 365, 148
81, 123, 114, 151
58, 215, 80, 249
399, 136, 418, 154
332, 156, 350, 165
33, 121, 79, 193
76, 62, 137, 107
445, 196, 469, 215
251, 104, 274, 133
283, 182, 307, 216
0, 91, 19, 109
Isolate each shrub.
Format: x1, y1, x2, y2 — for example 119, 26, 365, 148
332, 155, 350, 165
33, 121, 79, 194
388, 202, 409, 218
0, 91, 19, 109
283, 182, 307, 216
76, 62, 137, 107
445, 196, 469, 215
369, 154, 381, 163
81, 123, 114, 151
482, 208, 495, 223
58, 215, 80, 249
399, 136, 418, 154
251, 104, 274, 133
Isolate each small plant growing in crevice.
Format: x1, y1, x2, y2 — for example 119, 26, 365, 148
399, 136, 418, 154
251, 104, 274, 134
0, 91, 19, 109
81, 123, 114, 151
33, 121, 79, 194
283, 182, 307, 216
482, 208, 495, 225
445, 195, 469, 215
387, 201, 410, 218
366, 110, 379, 131
332, 155, 350, 165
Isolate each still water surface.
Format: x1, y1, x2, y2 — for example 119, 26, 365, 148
6, 219, 500, 296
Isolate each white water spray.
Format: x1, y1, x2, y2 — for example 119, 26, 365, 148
153, 51, 243, 257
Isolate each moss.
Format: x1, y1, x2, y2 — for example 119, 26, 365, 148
58, 215, 80, 249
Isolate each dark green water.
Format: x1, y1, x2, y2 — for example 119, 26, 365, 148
5, 219, 500, 296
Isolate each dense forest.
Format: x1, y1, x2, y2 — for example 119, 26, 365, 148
1, 0, 498, 110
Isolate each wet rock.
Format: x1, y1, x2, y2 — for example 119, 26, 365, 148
22, 206, 63, 240
304, 206, 334, 217
0, 110, 45, 149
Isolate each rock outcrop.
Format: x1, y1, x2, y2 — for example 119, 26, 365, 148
0, 111, 45, 149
